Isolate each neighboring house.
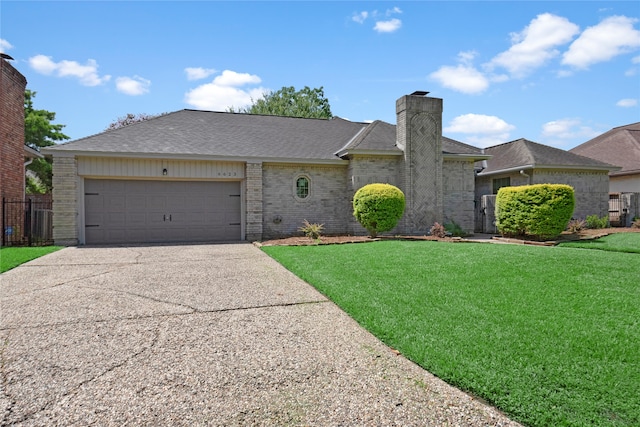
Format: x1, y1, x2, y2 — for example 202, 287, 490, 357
475, 138, 619, 232
43, 92, 491, 245
570, 122, 640, 193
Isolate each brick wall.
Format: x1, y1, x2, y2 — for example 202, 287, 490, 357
262, 163, 350, 238
532, 170, 610, 220
396, 95, 444, 234
0, 59, 28, 233
442, 159, 476, 232
51, 155, 79, 245
245, 162, 263, 241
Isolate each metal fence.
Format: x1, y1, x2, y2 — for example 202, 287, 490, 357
2, 198, 53, 246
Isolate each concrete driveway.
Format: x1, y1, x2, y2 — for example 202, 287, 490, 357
1, 243, 520, 426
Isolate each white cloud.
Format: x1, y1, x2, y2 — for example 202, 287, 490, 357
633, 55, 640, 64
430, 64, 489, 94
184, 69, 267, 111
562, 16, 640, 69
374, 18, 402, 33
488, 13, 580, 78
541, 118, 600, 145
28, 54, 111, 86
616, 98, 638, 107
354, 7, 402, 33
116, 76, 151, 96
0, 39, 13, 52
184, 67, 217, 81
352, 11, 368, 24
444, 114, 515, 147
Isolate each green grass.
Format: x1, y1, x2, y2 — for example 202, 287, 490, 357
0, 246, 62, 273
263, 241, 640, 427
558, 233, 640, 254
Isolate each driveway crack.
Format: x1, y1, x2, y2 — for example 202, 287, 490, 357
3, 319, 163, 426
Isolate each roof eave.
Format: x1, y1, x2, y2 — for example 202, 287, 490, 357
45, 149, 349, 165
443, 153, 491, 161
336, 149, 403, 159
477, 163, 620, 177
24, 145, 44, 159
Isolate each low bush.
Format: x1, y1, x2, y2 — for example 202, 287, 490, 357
298, 219, 324, 240
444, 220, 467, 237
353, 183, 405, 238
633, 217, 640, 229
496, 184, 575, 240
585, 214, 608, 229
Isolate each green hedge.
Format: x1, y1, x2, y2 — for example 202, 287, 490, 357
496, 184, 575, 239
353, 183, 405, 237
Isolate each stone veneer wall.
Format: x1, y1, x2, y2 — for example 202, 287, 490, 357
245, 162, 263, 241
51, 156, 79, 245
262, 163, 349, 239
442, 159, 476, 232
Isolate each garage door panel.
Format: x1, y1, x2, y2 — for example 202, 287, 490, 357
84, 179, 241, 244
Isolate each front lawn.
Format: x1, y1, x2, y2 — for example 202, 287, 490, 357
558, 232, 640, 253
0, 246, 62, 273
263, 241, 639, 427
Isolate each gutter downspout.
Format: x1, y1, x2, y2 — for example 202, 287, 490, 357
519, 169, 531, 185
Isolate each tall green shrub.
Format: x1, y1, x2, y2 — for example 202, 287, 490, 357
353, 183, 405, 237
496, 184, 575, 240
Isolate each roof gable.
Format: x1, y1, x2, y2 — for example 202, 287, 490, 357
479, 138, 618, 175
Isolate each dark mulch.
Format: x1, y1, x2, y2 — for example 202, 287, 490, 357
258, 227, 640, 247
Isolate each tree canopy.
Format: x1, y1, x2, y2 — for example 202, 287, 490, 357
106, 112, 164, 131
24, 90, 69, 193
229, 86, 333, 119
24, 90, 69, 149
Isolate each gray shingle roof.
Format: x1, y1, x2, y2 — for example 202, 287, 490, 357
43, 109, 489, 162
44, 110, 368, 161
478, 138, 618, 176
570, 122, 640, 176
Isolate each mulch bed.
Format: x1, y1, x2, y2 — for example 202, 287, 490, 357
257, 227, 640, 247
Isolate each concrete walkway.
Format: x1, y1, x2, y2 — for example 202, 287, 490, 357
1, 243, 521, 426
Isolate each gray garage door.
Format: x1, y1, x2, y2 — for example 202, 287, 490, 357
84, 179, 241, 244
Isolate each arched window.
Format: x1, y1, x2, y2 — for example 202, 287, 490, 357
295, 176, 310, 199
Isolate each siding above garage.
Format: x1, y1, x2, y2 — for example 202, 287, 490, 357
78, 157, 245, 179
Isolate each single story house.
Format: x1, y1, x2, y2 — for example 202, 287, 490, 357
43, 92, 491, 245
569, 122, 640, 193
475, 138, 619, 232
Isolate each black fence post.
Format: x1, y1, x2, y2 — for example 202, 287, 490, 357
25, 198, 33, 246
2, 197, 5, 246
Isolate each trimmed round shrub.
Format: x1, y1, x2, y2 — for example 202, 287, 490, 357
496, 183, 575, 240
353, 183, 405, 237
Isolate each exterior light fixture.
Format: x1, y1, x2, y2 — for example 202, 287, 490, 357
162, 168, 168, 176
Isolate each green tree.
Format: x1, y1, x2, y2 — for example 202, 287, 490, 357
24, 90, 69, 193
229, 86, 332, 119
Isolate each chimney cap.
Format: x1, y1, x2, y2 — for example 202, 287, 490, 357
410, 91, 429, 97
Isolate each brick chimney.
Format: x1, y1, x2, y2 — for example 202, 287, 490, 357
396, 91, 443, 234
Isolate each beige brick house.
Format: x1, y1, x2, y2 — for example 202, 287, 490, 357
43, 92, 491, 245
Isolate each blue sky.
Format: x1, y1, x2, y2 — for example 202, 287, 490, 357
2, 1, 639, 149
